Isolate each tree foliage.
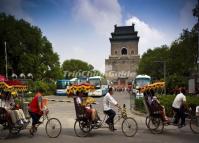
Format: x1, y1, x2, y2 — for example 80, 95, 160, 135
62, 59, 103, 79
138, 45, 169, 81
137, 28, 197, 92
0, 13, 63, 80
62, 59, 94, 72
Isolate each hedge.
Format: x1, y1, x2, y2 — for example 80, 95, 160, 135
134, 95, 199, 117
27, 80, 56, 96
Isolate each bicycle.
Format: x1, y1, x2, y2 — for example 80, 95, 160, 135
73, 98, 138, 137
189, 109, 199, 134
145, 107, 199, 134
0, 103, 62, 139
29, 107, 62, 138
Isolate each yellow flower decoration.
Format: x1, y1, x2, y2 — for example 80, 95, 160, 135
82, 97, 96, 106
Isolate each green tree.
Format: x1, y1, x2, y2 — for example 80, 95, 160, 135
62, 59, 103, 79
137, 45, 169, 81
168, 29, 197, 77
62, 59, 94, 72
0, 13, 63, 80
137, 28, 197, 92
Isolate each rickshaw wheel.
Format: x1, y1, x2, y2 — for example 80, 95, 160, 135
0, 122, 10, 139
74, 120, 91, 137
148, 116, 164, 134
190, 116, 199, 134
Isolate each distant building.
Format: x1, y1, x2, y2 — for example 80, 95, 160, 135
105, 24, 140, 88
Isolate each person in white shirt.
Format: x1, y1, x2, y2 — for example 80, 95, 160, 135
172, 88, 186, 127
103, 87, 119, 131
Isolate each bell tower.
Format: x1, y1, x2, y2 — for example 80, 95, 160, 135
105, 24, 140, 87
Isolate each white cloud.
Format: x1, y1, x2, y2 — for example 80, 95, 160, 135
73, 0, 122, 37
70, 0, 173, 72
58, 0, 122, 72
125, 16, 172, 55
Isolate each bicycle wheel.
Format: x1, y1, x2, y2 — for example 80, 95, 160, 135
121, 117, 138, 137
74, 120, 91, 137
0, 123, 10, 139
45, 118, 62, 138
29, 126, 37, 136
148, 117, 164, 134
145, 116, 150, 129
190, 116, 199, 134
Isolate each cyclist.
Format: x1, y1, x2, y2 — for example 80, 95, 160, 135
28, 89, 44, 129
103, 87, 120, 131
172, 88, 186, 128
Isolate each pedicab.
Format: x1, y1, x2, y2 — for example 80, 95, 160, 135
0, 81, 62, 139
141, 82, 199, 134
67, 84, 138, 137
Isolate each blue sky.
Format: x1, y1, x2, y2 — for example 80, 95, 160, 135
0, 0, 197, 72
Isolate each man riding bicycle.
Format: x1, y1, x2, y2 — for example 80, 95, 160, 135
103, 87, 120, 131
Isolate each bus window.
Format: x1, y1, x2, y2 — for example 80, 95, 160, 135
56, 80, 70, 96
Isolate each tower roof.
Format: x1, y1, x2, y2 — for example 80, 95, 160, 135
110, 24, 139, 42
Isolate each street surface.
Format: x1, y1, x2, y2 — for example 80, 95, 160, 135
2, 92, 199, 143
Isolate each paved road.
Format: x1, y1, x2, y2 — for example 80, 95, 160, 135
2, 92, 199, 143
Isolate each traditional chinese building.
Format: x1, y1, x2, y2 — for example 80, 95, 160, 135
105, 24, 140, 88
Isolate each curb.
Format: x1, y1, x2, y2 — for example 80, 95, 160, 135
48, 99, 73, 103
130, 108, 146, 117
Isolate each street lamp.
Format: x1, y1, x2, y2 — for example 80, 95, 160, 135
154, 61, 166, 95
11, 73, 18, 79
19, 73, 26, 79
27, 73, 33, 79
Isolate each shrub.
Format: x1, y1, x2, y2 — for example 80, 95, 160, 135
134, 98, 146, 113
46, 81, 56, 95
134, 95, 199, 117
26, 80, 56, 96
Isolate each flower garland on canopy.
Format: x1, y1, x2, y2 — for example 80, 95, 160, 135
66, 83, 95, 97
140, 82, 165, 93
0, 81, 28, 97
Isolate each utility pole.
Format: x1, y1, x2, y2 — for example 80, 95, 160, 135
4, 41, 8, 78
154, 61, 166, 95
193, 0, 199, 92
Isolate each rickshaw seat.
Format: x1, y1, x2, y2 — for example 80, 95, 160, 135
0, 107, 8, 124
73, 97, 87, 120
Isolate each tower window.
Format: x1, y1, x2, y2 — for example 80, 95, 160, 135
131, 50, 134, 55
121, 48, 127, 55
115, 50, 117, 55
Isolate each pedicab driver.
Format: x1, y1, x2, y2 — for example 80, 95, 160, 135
28, 89, 45, 129
103, 87, 120, 131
